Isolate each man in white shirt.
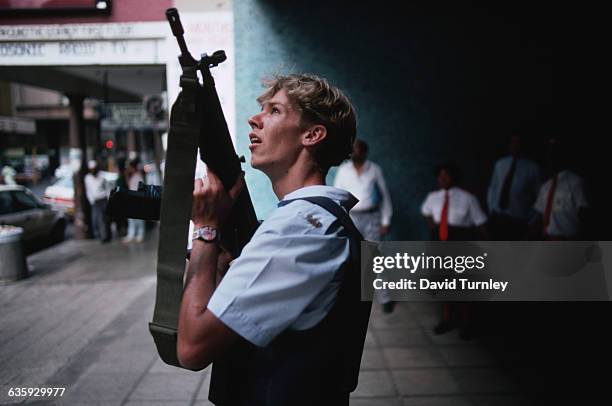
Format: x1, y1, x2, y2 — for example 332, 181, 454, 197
421, 163, 488, 339
84, 160, 110, 242
533, 137, 589, 239
534, 170, 588, 239
334, 139, 393, 239
421, 163, 488, 241
177, 74, 370, 405
334, 138, 394, 311
487, 134, 541, 240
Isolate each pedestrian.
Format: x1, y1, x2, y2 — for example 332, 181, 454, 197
178, 74, 369, 405
122, 159, 146, 243
421, 162, 488, 339
487, 134, 541, 240
533, 137, 589, 240
422, 162, 488, 241
84, 160, 111, 243
1, 164, 17, 185
334, 138, 395, 312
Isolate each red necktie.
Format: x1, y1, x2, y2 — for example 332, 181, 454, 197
439, 190, 449, 241
543, 174, 558, 235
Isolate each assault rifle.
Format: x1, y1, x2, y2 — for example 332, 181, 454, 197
108, 8, 259, 368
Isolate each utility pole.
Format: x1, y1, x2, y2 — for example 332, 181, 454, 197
67, 94, 89, 239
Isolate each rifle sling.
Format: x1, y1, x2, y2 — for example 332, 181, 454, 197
149, 64, 200, 367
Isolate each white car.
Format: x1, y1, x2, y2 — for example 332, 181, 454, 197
43, 176, 75, 217
43, 171, 118, 218
0, 185, 66, 245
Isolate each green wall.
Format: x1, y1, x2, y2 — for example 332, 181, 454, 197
233, 1, 554, 239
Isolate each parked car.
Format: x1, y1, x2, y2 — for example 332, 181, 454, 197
43, 171, 118, 219
0, 185, 66, 246
43, 176, 74, 217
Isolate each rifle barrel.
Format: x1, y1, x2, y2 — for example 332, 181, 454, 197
166, 8, 191, 59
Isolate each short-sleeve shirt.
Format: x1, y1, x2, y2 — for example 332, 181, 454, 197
421, 187, 487, 227
333, 160, 393, 226
534, 170, 588, 237
207, 185, 358, 347
84, 173, 109, 205
486, 156, 541, 219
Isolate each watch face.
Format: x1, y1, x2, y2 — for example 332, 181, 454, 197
202, 227, 216, 241
193, 226, 218, 242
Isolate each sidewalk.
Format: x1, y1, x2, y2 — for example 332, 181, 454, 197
1, 231, 536, 405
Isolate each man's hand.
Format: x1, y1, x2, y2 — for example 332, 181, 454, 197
179, 171, 243, 370
191, 169, 245, 228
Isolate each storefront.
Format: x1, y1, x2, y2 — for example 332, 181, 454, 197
0, 0, 236, 176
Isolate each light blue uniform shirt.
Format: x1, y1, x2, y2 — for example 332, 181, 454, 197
487, 156, 541, 220
207, 185, 358, 347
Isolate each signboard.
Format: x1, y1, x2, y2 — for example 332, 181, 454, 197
0, 38, 164, 65
100, 103, 166, 131
0, 22, 165, 41
0, 116, 36, 134
0, 0, 111, 14
0, 21, 167, 65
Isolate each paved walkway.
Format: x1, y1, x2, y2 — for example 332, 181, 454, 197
1, 230, 537, 405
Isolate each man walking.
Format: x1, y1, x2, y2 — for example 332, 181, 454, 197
334, 138, 394, 312
84, 160, 111, 242
487, 134, 541, 240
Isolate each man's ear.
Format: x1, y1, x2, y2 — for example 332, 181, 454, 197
303, 124, 327, 147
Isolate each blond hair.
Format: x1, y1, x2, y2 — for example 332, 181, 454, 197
257, 74, 357, 172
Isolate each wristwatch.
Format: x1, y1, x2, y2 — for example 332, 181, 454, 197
192, 226, 220, 243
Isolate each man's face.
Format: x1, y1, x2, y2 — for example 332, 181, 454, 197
437, 169, 452, 189
351, 142, 367, 163
509, 135, 522, 156
248, 89, 306, 174
547, 137, 566, 171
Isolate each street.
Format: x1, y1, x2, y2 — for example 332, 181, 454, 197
0, 228, 540, 406
0, 1, 604, 404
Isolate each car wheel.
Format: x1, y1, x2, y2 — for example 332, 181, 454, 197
51, 219, 66, 243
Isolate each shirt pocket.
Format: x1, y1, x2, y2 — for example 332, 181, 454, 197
451, 203, 470, 226
553, 194, 574, 212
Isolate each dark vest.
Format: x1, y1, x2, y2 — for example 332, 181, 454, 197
209, 196, 372, 406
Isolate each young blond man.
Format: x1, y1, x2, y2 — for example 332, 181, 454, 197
177, 74, 370, 405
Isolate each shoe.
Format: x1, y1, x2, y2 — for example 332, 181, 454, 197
134, 237, 144, 243
382, 301, 395, 314
101, 238, 111, 244
433, 320, 456, 335
122, 237, 133, 244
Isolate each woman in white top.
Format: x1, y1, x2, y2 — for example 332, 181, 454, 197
122, 160, 146, 243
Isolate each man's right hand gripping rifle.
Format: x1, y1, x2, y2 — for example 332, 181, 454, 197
148, 8, 258, 369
